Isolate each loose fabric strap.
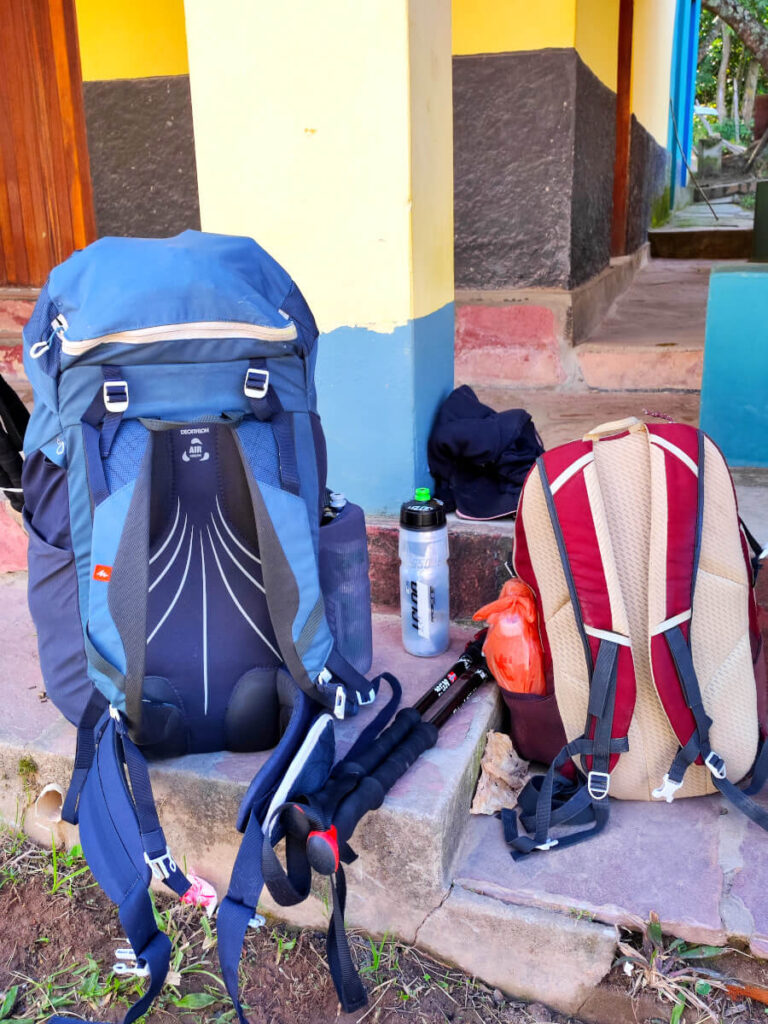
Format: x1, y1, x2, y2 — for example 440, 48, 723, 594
503, 736, 629, 859
740, 516, 765, 579
0, 372, 28, 511
218, 810, 270, 1024
81, 366, 127, 506
120, 732, 190, 896
61, 690, 109, 825
50, 893, 170, 1024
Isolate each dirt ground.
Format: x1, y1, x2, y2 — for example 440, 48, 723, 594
6, 825, 768, 1024
0, 826, 580, 1024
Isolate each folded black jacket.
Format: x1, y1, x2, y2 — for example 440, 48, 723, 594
427, 385, 543, 520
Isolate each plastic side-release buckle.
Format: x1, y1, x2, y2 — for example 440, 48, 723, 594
144, 845, 177, 881
535, 838, 559, 851
247, 913, 266, 930
244, 367, 270, 399
705, 750, 727, 780
333, 685, 346, 720
652, 774, 683, 803
113, 947, 150, 978
587, 770, 611, 801
103, 379, 129, 413
358, 687, 376, 707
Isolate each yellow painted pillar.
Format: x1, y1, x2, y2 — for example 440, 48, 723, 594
183, 0, 454, 513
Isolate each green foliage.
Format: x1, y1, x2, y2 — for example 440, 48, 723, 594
697, 4, 768, 114
0, 985, 19, 1021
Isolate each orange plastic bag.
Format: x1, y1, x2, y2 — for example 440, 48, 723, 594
473, 579, 546, 695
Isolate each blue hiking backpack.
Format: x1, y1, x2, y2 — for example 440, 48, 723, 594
21, 230, 390, 1022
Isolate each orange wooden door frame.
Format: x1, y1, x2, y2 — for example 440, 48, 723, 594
611, 0, 634, 257
0, 0, 95, 286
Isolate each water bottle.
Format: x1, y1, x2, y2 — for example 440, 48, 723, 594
399, 487, 450, 657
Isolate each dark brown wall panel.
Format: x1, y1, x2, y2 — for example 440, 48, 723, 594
453, 49, 616, 292
83, 75, 200, 238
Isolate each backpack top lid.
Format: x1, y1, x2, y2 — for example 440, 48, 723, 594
41, 230, 318, 355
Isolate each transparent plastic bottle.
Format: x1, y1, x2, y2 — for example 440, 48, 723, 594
399, 487, 450, 657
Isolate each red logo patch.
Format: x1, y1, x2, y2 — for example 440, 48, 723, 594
93, 564, 113, 582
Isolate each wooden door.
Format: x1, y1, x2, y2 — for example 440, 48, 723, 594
0, 0, 95, 286
611, 0, 634, 256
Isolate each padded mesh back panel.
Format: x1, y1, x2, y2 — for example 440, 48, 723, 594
145, 425, 281, 752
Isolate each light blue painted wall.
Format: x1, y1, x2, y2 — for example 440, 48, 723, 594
700, 266, 768, 466
315, 303, 455, 513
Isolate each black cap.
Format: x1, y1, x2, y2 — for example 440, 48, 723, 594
400, 488, 446, 531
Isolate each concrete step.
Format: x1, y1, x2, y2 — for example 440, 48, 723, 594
454, 795, 768, 958
574, 340, 702, 390
473, 386, 701, 444
649, 226, 753, 259
694, 179, 755, 202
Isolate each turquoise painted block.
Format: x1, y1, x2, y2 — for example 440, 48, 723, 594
316, 303, 454, 514
700, 266, 768, 466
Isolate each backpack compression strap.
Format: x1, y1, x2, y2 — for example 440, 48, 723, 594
647, 427, 768, 823
506, 440, 635, 856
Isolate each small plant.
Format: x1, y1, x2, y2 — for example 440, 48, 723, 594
48, 836, 90, 897
17, 756, 38, 803
271, 928, 297, 965
359, 933, 389, 981
616, 912, 732, 1022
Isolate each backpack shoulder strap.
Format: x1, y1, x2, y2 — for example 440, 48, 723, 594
54, 703, 190, 1024
647, 426, 768, 823
507, 429, 636, 856
233, 405, 375, 716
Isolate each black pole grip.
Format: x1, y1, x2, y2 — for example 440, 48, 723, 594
327, 720, 439, 857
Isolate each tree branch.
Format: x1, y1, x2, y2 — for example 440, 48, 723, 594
703, 0, 768, 78
699, 17, 721, 63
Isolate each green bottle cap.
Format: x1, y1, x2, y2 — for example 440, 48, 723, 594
414, 487, 431, 502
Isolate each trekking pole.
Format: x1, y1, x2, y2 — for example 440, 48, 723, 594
299, 631, 488, 826
412, 629, 486, 717
306, 659, 492, 874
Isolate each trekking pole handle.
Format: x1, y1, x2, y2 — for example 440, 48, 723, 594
306, 721, 439, 876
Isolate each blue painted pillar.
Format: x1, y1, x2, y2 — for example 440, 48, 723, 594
700, 266, 768, 465
185, 0, 455, 514
668, 0, 702, 206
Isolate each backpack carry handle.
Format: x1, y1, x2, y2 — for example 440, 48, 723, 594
583, 416, 642, 441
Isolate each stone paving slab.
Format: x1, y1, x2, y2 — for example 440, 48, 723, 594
455, 801, 729, 946
416, 885, 618, 1015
